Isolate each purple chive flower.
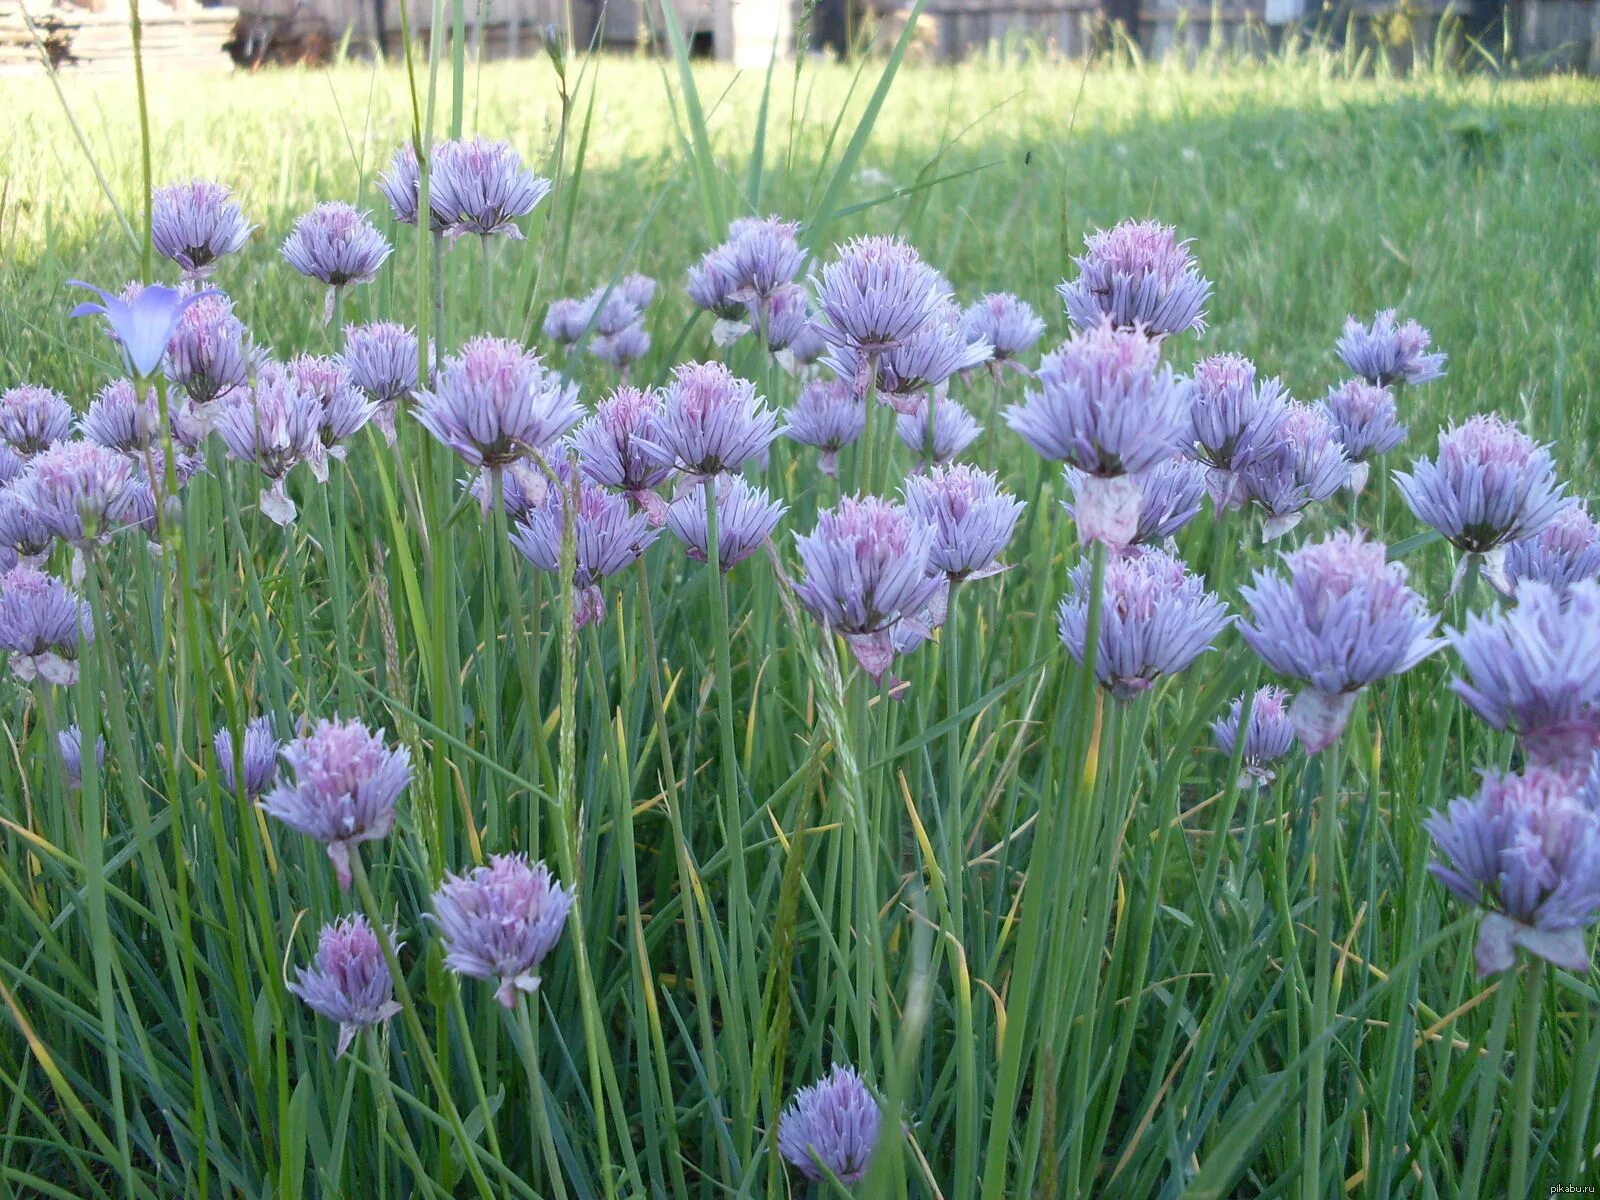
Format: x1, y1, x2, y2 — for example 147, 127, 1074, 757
1212, 686, 1296, 787
903, 463, 1023, 580
280, 203, 392, 321
259, 717, 411, 889
57, 725, 106, 789
429, 136, 551, 240
1057, 219, 1211, 337
213, 715, 281, 799
341, 321, 421, 445
762, 282, 814, 354
1449, 581, 1600, 778
1505, 501, 1600, 596
510, 469, 659, 628
1237, 531, 1439, 753
430, 853, 574, 1008
1005, 318, 1191, 546
413, 336, 581, 470
961, 292, 1046, 368
638, 361, 780, 479
1426, 769, 1600, 976
1395, 415, 1565, 563
1239, 400, 1350, 540
586, 283, 649, 338
720, 215, 806, 305
811, 236, 952, 370
1057, 547, 1230, 700
785, 379, 866, 478
13, 441, 137, 545
288, 915, 402, 1057
0, 489, 52, 561
1065, 455, 1206, 548
664, 475, 785, 571
792, 495, 944, 683
1185, 353, 1289, 509
1336, 309, 1446, 387
570, 386, 673, 517
592, 324, 652, 374
70, 281, 221, 380
0, 446, 20, 487
81, 379, 161, 455
287, 355, 376, 480
895, 396, 982, 467
543, 297, 589, 346
827, 300, 991, 414
687, 250, 746, 328
151, 180, 254, 279
0, 386, 75, 458
166, 291, 252, 406
1318, 379, 1406, 490
377, 142, 427, 226
213, 364, 325, 526
777, 1064, 883, 1185
0, 565, 91, 685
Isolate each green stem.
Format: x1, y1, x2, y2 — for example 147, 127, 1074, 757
1507, 959, 1545, 1198
1460, 976, 1518, 1200
1304, 734, 1347, 1200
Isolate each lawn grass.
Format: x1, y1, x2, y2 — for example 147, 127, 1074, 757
0, 41, 1598, 1199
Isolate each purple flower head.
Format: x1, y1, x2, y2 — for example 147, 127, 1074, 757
895, 396, 982, 466
793, 495, 944, 681
287, 355, 376, 477
719, 215, 806, 305
962, 292, 1046, 363
665, 475, 785, 571
1057, 220, 1211, 337
638, 361, 780, 478
543, 297, 589, 346
430, 853, 574, 1008
1006, 318, 1190, 475
1426, 769, 1600, 975
904, 463, 1023, 580
0, 489, 52, 561
342, 321, 421, 406
1337, 309, 1446, 387
58, 725, 106, 790
413, 336, 581, 469
0, 446, 20, 488
592, 324, 652, 372
81, 379, 162, 455
1395, 415, 1565, 556
686, 251, 746, 322
166, 291, 252, 405
1506, 501, 1600, 597
830, 301, 991, 412
510, 468, 659, 628
1240, 400, 1350, 539
571, 386, 672, 507
1449, 581, 1600, 778
1319, 378, 1406, 463
1212, 686, 1296, 787
762, 283, 813, 353
213, 364, 325, 526
777, 1064, 882, 1185
1065, 455, 1206, 548
1057, 547, 1230, 700
785, 379, 866, 477
1186, 353, 1289, 484
377, 142, 438, 229
618, 274, 656, 310
0, 386, 75, 458
280, 203, 392, 319
13, 441, 137, 545
429, 137, 550, 240
70, 281, 218, 379
214, 715, 281, 799
151, 179, 254, 279
1237, 531, 1439, 752
259, 717, 411, 889
288, 915, 402, 1057
0, 565, 91, 685
811, 235, 952, 361
585, 284, 647, 337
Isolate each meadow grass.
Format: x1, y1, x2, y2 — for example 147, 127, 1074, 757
0, 34, 1598, 1200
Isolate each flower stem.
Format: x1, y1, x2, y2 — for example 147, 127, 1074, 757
1507, 958, 1546, 1198
1303, 733, 1347, 1200
1460, 976, 1517, 1200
